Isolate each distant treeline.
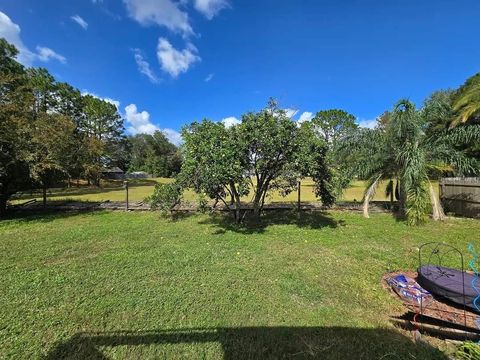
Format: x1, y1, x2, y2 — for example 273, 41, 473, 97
0, 38, 179, 213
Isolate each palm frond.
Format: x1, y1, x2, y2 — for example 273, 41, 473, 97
429, 144, 480, 176
452, 72, 480, 126
436, 125, 480, 145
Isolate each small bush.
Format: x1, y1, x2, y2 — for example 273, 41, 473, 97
196, 193, 210, 213
146, 182, 182, 213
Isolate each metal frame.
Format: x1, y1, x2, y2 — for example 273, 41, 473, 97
418, 242, 467, 329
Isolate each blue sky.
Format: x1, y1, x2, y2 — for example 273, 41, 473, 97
1, 0, 479, 144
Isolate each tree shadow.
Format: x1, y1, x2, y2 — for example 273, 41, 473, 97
2, 206, 108, 224
43, 326, 447, 360
198, 210, 344, 235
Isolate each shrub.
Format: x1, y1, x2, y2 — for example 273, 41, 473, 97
196, 193, 210, 213
146, 182, 182, 213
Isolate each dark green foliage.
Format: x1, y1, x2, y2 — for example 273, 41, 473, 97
196, 193, 210, 213
296, 123, 335, 206
178, 100, 335, 222
0, 38, 31, 214
145, 182, 182, 213
81, 94, 125, 185
0, 38, 126, 214
179, 119, 248, 222
128, 131, 181, 177
311, 109, 358, 144
240, 100, 301, 217
306, 109, 359, 196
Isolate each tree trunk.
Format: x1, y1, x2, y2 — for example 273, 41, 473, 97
429, 181, 446, 221
398, 181, 407, 218
252, 192, 263, 219
363, 175, 381, 218
252, 179, 270, 219
230, 182, 242, 223
395, 180, 400, 201
0, 195, 8, 217
42, 184, 47, 210
389, 180, 394, 209
297, 181, 301, 212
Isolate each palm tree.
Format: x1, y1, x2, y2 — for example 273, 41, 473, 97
340, 99, 480, 225
452, 72, 480, 127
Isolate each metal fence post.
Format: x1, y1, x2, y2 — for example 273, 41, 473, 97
124, 180, 129, 211
297, 180, 301, 212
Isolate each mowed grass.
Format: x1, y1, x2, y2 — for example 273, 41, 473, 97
12, 178, 430, 204
1, 210, 476, 359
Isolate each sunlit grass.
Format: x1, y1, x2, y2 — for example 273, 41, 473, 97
0, 210, 468, 358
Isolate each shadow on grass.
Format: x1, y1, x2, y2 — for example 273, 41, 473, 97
2, 206, 108, 224
43, 326, 447, 360
199, 210, 344, 235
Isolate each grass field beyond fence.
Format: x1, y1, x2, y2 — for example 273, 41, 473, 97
1, 210, 475, 359
12, 178, 435, 205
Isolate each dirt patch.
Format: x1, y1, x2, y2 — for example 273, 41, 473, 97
382, 271, 480, 333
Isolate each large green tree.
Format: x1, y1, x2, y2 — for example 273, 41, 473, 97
24, 67, 82, 205
180, 119, 248, 222
1, 37, 129, 214
128, 131, 181, 177
178, 100, 334, 222
306, 108, 358, 194
81, 95, 124, 185
27, 113, 77, 208
0, 39, 31, 214
311, 109, 358, 144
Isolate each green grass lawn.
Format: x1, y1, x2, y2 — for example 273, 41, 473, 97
1, 210, 475, 359
12, 178, 433, 205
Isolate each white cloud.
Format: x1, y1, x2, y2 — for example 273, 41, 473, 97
81, 91, 121, 109
162, 128, 183, 146
71, 15, 88, 30
124, 103, 182, 145
284, 108, 298, 118
157, 38, 200, 77
133, 49, 159, 83
0, 11, 35, 65
204, 73, 214, 82
194, 0, 229, 19
123, 0, 193, 37
298, 111, 314, 123
358, 118, 377, 129
125, 103, 159, 135
0, 11, 65, 66
36, 46, 66, 63
221, 116, 241, 127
